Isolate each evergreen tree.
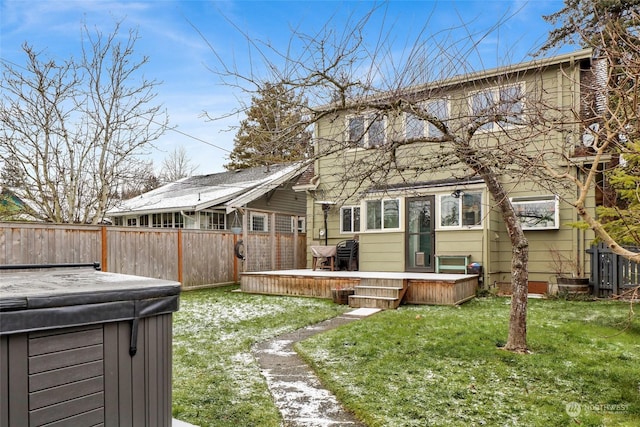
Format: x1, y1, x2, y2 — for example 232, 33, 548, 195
225, 82, 311, 170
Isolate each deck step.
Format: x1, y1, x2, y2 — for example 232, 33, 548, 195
354, 285, 403, 298
359, 278, 407, 288
348, 295, 401, 310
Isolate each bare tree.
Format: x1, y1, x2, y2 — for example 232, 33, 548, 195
0, 21, 167, 223
203, 1, 639, 351
159, 146, 199, 182
203, 6, 544, 352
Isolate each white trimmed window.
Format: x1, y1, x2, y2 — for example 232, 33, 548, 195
405, 99, 449, 139
347, 114, 386, 148
470, 83, 525, 131
340, 206, 361, 233
365, 199, 400, 231
292, 217, 306, 233
152, 213, 162, 227
439, 191, 483, 228
199, 211, 225, 230
250, 212, 268, 232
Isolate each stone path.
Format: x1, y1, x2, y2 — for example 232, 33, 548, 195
253, 308, 380, 427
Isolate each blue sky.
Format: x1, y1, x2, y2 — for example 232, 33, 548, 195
1, 0, 571, 174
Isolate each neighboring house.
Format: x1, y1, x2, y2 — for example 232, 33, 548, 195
304, 49, 606, 291
0, 187, 38, 221
108, 163, 307, 233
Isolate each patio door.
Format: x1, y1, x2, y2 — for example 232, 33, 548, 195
406, 196, 435, 272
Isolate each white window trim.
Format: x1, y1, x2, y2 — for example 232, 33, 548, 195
250, 212, 269, 232
468, 82, 526, 133
510, 195, 559, 230
437, 191, 484, 230
404, 98, 450, 139
199, 210, 226, 230
346, 113, 388, 148
339, 206, 361, 234
362, 198, 402, 233
291, 216, 306, 233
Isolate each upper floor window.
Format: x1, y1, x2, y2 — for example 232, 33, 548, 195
347, 114, 386, 148
365, 199, 400, 231
439, 191, 482, 228
340, 206, 361, 233
470, 83, 525, 132
405, 99, 449, 139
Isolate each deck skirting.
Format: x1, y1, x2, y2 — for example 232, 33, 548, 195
240, 270, 478, 306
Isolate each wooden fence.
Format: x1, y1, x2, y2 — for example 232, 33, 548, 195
587, 243, 640, 297
0, 222, 307, 289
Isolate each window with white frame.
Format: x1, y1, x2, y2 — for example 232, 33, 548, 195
199, 211, 225, 230
139, 215, 149, 227
127, 217, 137, 227
289, 216, 306, 233
174, 212, 184, 228
470, 83, 525, 131
250, 212, 268, 232
152, 213, 162, 227
365, 199, 399, 231
347, 114, 386, 148
340, 206, 361, 233
511, 195, 559, 230
439, 191, 483, 228
405, 99, 449, 139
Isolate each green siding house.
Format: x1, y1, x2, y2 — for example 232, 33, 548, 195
300, 49, 603, 293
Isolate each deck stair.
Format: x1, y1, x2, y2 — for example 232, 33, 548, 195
348, 277, 408, 309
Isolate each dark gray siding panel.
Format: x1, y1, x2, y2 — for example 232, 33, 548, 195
1, 336, 8, 427
1, 316, 173, 427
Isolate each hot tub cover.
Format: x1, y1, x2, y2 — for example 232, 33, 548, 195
0, 269, 180, 335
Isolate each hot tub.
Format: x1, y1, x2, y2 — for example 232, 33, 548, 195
0, 267, 180, 427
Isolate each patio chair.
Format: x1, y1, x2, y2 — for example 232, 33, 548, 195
336, 239, 359, 271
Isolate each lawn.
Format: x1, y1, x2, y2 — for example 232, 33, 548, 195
297, 298, 640, 427
171, 285, 350, 426
173, 287, 640, 426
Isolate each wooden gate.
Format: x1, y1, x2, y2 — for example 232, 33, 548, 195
587, 243, 640, 297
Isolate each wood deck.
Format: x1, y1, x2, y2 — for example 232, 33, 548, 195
240, 270, 478, 307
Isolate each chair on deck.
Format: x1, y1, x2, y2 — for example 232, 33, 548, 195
336, 239, 359, 271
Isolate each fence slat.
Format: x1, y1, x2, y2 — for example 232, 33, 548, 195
589, 243, 639, 297
0, 222, 306, 289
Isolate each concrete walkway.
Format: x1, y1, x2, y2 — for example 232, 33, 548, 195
253, 308, 380, 427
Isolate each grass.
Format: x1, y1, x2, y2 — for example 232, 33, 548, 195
171, 285, 350, 426
173, 288, 639, 426
296, 298, 640, 426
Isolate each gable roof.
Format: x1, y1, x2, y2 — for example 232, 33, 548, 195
108, 163, 305, 216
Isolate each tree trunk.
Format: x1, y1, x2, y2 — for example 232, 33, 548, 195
505, 241, 529, 353
468, 156, 529, 353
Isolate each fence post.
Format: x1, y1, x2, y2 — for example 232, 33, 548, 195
271, 213, 277, 270
587, 244, 596, 296
177, 229, 183, 285
101, 226, 108, 272
293, 215, 298, 269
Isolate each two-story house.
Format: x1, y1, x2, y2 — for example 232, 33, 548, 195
301, 48, 605, 293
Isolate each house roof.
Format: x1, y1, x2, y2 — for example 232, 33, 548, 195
317, 49, 594, 111
108, 163, 306, 216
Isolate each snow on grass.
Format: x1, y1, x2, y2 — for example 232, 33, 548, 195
172, 286, 350, 426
